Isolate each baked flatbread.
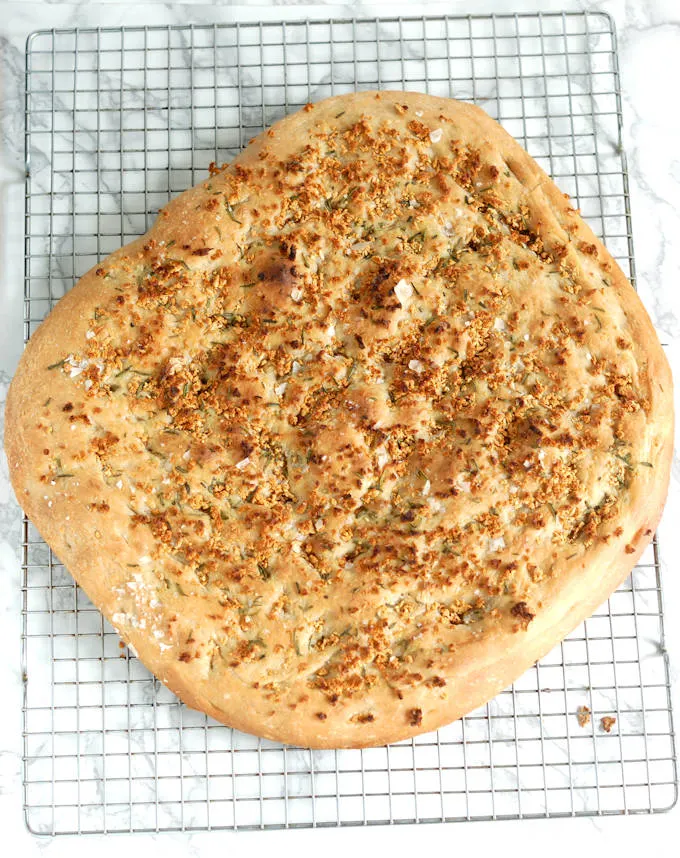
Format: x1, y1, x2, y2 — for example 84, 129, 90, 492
6, 92, 672, 748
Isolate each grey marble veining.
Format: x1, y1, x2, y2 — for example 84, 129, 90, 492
1, 0, 679, 853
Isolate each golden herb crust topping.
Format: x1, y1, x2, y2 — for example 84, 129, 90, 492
6, 92, 672, 748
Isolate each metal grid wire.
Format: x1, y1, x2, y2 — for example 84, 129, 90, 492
22, 12, 677, 835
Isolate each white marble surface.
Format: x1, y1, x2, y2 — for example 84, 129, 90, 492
1, 0, 680, 854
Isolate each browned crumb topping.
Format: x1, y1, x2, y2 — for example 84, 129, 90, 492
576, 705, 591, 727
355, 712, 376, 723
408, 707, 423, 727
39, 105, 650, 715
600, 716, 616, 733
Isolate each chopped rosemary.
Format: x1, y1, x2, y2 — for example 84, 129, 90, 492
224, 201, 242, 224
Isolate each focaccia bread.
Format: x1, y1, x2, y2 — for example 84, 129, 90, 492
6, 91, 673, 748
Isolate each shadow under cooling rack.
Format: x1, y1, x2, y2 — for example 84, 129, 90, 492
22, 12, 677, 834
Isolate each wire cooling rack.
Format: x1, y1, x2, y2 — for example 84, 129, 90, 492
22, 11, 677, 835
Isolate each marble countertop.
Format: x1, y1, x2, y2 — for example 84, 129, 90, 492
1, 0, 679, 855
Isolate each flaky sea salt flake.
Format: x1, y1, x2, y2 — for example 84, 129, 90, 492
394, 279, 413, 307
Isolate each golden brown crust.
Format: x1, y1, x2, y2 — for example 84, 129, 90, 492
6, 91, 673, 748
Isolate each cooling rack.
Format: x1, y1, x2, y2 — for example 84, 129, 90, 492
22, 11, 677, 835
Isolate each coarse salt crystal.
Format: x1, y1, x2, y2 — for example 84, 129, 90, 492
139, 556, 151, 565
84, 379, 93, 390
68, 362, 86, 378
428, 496, 445, 514
291, 287, 303, 302
523, 459, 531, 468
275, 382, 288, 397
376, 446, 389, 470
422, 479, 431, 496
394, 279, 413, 307
523, 333, 530, 341
235, 457, 250, 470
429, 128, 443, 143
459, 480, 471, 492
408, 359, 424, 373
494, 317, 506, 332
489, 536, 506, 552
116, 479, 123, 489
415, 110, 423, 117
86, 330, 95, 339
292, 360, 302, 374
292, 541, 301, 554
